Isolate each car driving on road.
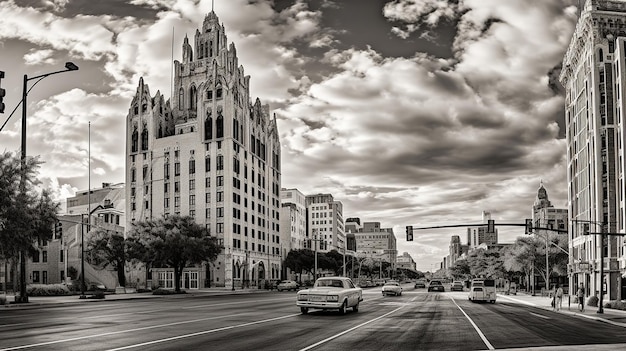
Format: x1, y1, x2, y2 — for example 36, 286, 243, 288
428, 280, 445, 292
277, 280, 299, 291
414, 279, 427, 288
382, 281, 403, 296
451, 281, 464, 291
297, 277, 362, 315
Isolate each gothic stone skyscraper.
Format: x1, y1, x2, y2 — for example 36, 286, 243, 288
560, 0, 626, 299
125, 11, 282, 288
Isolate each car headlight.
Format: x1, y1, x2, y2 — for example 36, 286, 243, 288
298, 294, 308, 301
327, 295, 339, 302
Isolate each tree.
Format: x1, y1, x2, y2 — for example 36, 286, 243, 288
449, 259, 471, 280
503, 236, 540, 291
128, 215, 222, 292
0, 152, 59, 300
283, 249, 315, 278
85, 228, 127, 287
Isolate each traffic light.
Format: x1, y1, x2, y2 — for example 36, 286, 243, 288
525, 219, 533, 234
487, 219, 495, 233
406, 225, 413, 241
0, 71, 5, 114
582, 223, 590, 235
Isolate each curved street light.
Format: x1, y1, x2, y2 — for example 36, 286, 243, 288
16, 62, 79, 303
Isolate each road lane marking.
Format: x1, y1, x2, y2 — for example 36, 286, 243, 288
104, 314, 301, 351
183, 297, 290, 309
529, 312, 551, 319
0, 313, 248, 351
298, 296, 420, 351
450, 297, 495, 350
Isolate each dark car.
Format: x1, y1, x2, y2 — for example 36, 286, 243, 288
414, 280, 426, 289
428, 280, 445, 292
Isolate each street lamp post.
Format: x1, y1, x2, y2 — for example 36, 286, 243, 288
16, 62, 79, 303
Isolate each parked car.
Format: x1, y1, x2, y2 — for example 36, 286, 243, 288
277, 280, 299, 291
428, 280, 445, 292
414, 280, 427, 289
297, 277, 363, 315
382, 281, 402, 296
451, 281, 464, 292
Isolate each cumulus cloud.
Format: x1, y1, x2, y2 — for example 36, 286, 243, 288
384, 0, 460, 38
23, 49, 56, 65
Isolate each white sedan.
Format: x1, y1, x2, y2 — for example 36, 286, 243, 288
382, 281, 402, 296
297, 277, 363, 314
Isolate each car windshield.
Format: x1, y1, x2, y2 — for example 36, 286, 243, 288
430, 281, 442, 285
316, 279, 344, 288
385, 282, 399, 286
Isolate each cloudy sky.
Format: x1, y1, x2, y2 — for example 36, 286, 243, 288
0, 0, 579, 271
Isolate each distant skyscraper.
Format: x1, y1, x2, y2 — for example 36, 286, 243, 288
125, 10, 281, 288
560, 0, 625, 299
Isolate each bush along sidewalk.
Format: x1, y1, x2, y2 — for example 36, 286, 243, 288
27, 284, 72, 296
603, 300, 626, 311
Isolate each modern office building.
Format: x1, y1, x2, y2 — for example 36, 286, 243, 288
560, 0, 626, 299
305, 194, 345, 253
125, 10, 281, 288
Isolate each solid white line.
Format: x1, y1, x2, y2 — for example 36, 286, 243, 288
105, 314, 301, 351
450, 297, 495, 350
0, 313, 247, 351
298, 297, 420, 351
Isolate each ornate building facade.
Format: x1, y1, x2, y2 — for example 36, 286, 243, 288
125, 11, 281, 288
560, 0, 626, 299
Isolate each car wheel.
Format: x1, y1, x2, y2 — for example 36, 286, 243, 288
353, 303, 359, 312
339, 301, 347, 315
300, 307, 309, 314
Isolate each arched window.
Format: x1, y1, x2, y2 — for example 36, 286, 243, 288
599, 48, 604, 62
178, 88, 184, 110
199, 44, 204, 59
131, 126, 138, 153
210, 41, 213, 57
141, 125, 149, 150
216, 113, 224, 138
190, 85, 197, 110
158, 123, 163, 138
205, 112, 213, 140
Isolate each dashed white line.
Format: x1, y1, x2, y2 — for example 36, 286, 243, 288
0, 313, 248, 351
105, 314, 301, 351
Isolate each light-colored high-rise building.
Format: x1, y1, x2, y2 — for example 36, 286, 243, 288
560, 0, 625, 299
305, 194, 345, 253
125, 10, 281, 289
280, 188, 307, 251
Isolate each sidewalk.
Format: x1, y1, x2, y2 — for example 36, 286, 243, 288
1, 286, 271, 309
497, 292, 626, 327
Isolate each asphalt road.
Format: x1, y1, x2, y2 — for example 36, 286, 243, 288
2, 284, 626, 351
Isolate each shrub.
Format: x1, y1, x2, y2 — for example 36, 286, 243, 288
587, 295, 599, 307
88, 291, 106, 299
26, 284, 72, 296
604, 300, 626, 310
